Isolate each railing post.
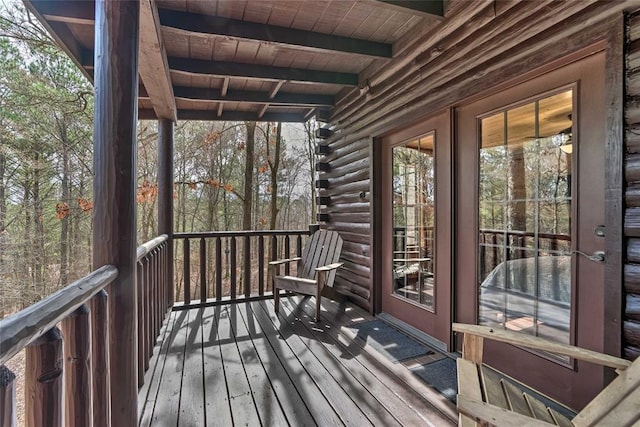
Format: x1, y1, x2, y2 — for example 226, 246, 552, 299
258, 235, 265, 296
184, 239, 191, 304
200, 238, 207, 302
230, 237, 237, 299
91, 290, 111, 427
244, 235, 251, 297
215, 237, 222, 300
0, 366, 15, 427
62, 305, 93, 427
25, 327, 63, 427
136, 259, 146, 388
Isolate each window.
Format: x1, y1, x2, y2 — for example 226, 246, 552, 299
478, 89, 573, 345
392, 133, 436, 309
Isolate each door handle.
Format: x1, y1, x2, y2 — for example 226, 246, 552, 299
572, 250, 605, 263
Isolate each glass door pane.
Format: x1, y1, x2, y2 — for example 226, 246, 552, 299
392, 133, 435, 309
478, 90, 573, 345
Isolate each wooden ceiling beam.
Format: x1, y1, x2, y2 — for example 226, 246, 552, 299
168, 57, 359, 86
158, 9, 392, 58
139, 0, 177, 122
168, 86, 334, 107
369, 0, 445, 18
139, 109, 307, 122
24, 1, 94, 83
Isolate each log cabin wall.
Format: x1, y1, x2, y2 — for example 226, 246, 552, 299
318, 137, 373, 310
625, 9, 640, 360
320, 0, 634, 345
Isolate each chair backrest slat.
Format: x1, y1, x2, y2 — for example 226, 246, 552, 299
299, 230, 342, 286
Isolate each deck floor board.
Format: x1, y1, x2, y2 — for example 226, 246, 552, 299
139, 297, 457, 426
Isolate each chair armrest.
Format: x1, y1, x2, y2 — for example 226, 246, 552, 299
315, 262, 343, 272
269, 257, 302, 266
453, 323, 631, 371
457, 396, 556, 427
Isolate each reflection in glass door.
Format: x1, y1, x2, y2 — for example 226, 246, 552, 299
392, 134, 435, 309
478, 89, 573, 345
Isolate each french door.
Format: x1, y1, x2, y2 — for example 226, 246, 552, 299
379, 110, 452, 349
455, 51, 607, 410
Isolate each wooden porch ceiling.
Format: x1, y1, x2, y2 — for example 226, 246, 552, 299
24, 0, 445, 123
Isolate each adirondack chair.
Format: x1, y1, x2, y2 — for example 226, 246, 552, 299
452, 323, 637, 427
270, 230, 343, 321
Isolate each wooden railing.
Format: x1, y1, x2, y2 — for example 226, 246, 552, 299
173, 228, 314, 307
0, 235, 170, 427
479, 228, 571, 278
136, 235, 170, 388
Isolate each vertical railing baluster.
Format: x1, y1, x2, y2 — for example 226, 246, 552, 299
145, 257, 153, 359
258, 235, 265, 296
25, 327, 63, 427
0, 365, 15, 427
62, 305, 92, 427
153, 249, 160, 337
200, 238, 207, 303
230, 236, 237, 299
244, 235, 251, 297
284, 235, 291, 275
216, 237, 222, 300
271, 235, 278, 292
136, 260, 145, 388
91, 290, 111, 427
297, 234, 303, 257
184, 239, 191, 304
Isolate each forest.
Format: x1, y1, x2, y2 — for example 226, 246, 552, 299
0, 2, 319, 317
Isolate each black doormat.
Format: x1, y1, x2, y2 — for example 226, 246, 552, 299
346, 320, 432, 363
410, 357, 458, 403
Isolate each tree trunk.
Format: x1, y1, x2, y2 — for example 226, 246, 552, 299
243, 122, 256, 231
304, 121, 318, 221
60, 123, 70, 286
33, 152, 45, 296
269, 123, 281, 230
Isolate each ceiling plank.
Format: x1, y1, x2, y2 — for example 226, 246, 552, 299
168, 57, 359, 86
168, 86, 334, 107
29, 0, 94, 25
369, 0, 445, 18
139, 109, 307, 122
139, 0, 177, 121
158, 9, 392, 58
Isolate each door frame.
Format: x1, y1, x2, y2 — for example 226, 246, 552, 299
373, 109, 453, 350
453, 49, 615, 410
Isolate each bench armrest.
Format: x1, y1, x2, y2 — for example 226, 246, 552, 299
457, 396, 557, 427
453, 323, 631, 371
315, 262, 343, 272
269, 257, 302, 266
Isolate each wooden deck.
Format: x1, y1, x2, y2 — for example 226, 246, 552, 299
138, 295, 457, 426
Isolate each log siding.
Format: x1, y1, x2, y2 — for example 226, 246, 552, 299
323, 1, 636, 361
625, 9, 640, 359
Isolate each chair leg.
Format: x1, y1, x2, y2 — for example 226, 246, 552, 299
315, 293, 321, 322
274, 287, 280, 315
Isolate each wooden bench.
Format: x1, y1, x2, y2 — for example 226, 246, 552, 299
453, 323, 637, 427
270, 229, 343, 321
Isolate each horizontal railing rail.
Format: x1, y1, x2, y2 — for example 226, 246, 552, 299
173, 228, 314, 307
0, 265, 118, 366
137, 234, 168, 260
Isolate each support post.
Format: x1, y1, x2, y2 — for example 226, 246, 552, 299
158, 118, 174, 307
93, 0, 140, 425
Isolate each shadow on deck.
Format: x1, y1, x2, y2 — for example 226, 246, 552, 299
138, 295, 457, 426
